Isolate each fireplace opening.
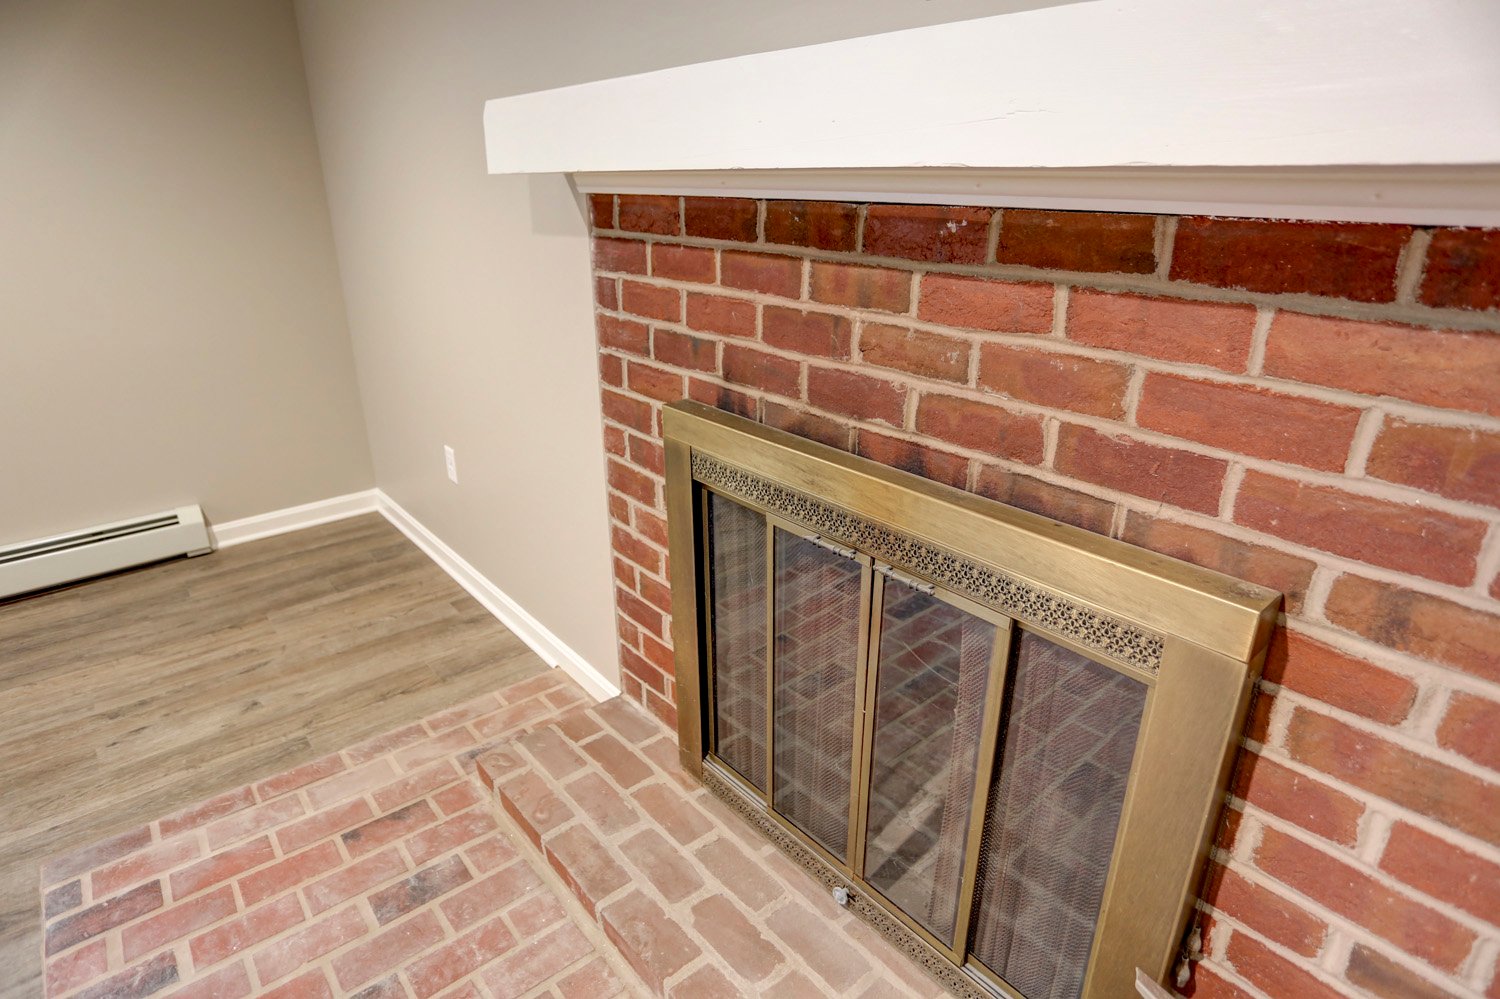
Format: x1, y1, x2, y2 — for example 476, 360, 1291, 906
664, 400, 1280, 999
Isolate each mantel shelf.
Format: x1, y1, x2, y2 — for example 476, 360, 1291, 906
482, 0, 1500, 225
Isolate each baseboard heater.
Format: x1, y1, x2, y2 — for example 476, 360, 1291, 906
0, 505, 213, 600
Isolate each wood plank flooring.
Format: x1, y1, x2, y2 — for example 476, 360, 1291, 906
0, 514, 547, 997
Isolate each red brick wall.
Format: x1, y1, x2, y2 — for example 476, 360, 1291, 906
588, 194, 1500, 999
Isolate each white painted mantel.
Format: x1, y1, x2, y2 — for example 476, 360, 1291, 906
483, 0, 1500, 225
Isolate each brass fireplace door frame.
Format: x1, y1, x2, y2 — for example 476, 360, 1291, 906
662, 401, 1280, 998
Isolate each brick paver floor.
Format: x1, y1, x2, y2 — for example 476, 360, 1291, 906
476, 702, 948, 998
38, 672, 634, 998
40, 670, 948, 997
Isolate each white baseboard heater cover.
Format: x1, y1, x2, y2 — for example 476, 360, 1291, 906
0, 505, 213, 599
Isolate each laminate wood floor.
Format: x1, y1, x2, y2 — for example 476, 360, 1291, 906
0, 514, 547, 997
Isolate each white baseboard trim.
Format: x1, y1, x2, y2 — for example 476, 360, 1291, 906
210, 490, 380, 548
375, 490, 619, 703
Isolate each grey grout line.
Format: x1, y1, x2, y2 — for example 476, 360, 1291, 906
1395, 228, 1433, 305
1154, 215, 1178, 280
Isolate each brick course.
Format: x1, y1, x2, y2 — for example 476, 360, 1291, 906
589, 196, 1500, 999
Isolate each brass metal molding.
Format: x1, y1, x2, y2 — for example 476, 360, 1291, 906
664, 400, 1279, 665
691, 450, 1165, 675
663, 400, 1282, 998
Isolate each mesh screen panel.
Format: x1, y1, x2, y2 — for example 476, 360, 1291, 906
772, 530, 864, 860
708, 493, 769, 791
864, 582, 996, 944
969, 631, 1146, 999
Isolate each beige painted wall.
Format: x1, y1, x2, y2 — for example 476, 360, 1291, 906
292, 0, 1031, 688
0, 0, 372, 546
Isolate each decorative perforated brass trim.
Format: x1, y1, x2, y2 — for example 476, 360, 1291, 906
701, 765, 991, 999
691, 451, 1164, 674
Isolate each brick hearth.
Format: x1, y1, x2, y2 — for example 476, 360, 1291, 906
39, 669, 949, 998
39, 673, 627, 999
478, 694, 947, 998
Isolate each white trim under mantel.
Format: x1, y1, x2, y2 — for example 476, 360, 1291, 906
485, 1, 1500, 226
569, 166, 1500, 228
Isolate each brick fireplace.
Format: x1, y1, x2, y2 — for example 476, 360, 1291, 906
589, 195, 1500, 999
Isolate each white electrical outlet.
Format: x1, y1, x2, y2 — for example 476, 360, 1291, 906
444, 445, 458, 483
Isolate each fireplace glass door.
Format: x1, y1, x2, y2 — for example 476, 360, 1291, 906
771, 526, 867, 861
860, 578, 1005, 944
705, 491, 768, 792
702, 488, 1152, 998
967, 631, 1147, 998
